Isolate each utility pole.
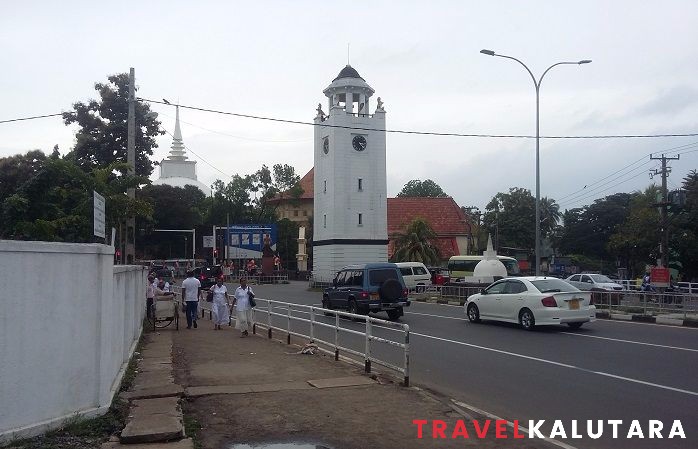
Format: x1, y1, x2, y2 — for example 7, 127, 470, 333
650, 153, 680, 268
125, 67, 136, 264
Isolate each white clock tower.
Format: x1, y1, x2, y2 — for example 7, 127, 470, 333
312, 65, 388, 281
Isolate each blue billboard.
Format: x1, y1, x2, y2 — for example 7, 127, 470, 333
226, 224, 278, 259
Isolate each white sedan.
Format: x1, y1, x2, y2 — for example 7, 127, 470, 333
465, 277, 596, 330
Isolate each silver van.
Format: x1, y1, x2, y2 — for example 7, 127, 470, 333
396, 262, 432, 292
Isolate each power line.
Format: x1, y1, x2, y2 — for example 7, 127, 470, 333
0, 113, 63, 124
138, 97, 698, 140
556, 140, 698, 204
159, 127, 232, 179
558, 146, 698, 208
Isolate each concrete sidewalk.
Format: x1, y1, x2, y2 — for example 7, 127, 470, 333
170, 316, 551, 449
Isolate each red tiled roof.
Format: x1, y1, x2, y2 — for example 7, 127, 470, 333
387, 197, 471, 259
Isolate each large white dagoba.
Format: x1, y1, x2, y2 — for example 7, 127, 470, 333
152, 106, 211, 196
473, 235, 507, 280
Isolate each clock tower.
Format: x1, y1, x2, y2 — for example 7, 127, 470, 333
312, 65, 388, 281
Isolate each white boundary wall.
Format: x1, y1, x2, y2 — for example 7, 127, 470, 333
0, 240, 146, 442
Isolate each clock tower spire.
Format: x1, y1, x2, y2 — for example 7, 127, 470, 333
312, 65, 388, 281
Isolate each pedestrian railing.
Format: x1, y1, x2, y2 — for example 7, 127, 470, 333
412, 284, 482, 302
617, 280, 698, 294
592, 290, 698, 318
252, 298, 411, 386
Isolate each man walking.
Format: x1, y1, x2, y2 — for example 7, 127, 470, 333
146, 275, 156, 319
181, 270, 201, 329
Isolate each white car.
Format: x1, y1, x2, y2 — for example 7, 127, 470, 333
565, 273, 624, 292
465, 277, 595, 330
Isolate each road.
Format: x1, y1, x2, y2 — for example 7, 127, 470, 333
233, 281, 698, 449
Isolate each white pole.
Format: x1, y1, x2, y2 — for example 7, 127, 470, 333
192, 229, 196, 267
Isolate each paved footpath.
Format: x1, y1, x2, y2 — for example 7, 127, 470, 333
163, 312, 557, 449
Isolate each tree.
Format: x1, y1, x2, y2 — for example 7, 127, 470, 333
391, 218, 440, 265
482, 187, 560, 250
671, 170, 698, 280
251, 164, 303, 221
62, 73, 163, 177
397, 179, 448, 197
1, 153, 151, 242
558, 193, 633, 260
608, 186, 660, 276
0, 150, 47, 202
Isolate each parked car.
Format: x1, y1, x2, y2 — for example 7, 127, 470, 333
322, 263, 411, 320
565, 274, 624, 291
465, 277, 595, 330
396, 262, 432, 292
427, 266, 450, 285
193, 265, 223, 289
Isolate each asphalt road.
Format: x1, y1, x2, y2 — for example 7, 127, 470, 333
230, 281, 698, 449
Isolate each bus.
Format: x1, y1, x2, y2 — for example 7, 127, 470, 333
447, 255, 520, 280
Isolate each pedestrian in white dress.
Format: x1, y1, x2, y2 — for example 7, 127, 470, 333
232, 278, 255, 337
209, 278, 230, 330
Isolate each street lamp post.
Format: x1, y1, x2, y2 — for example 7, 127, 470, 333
480, 49, 591, 275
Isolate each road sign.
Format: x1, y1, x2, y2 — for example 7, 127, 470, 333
651, 267, 670, 287
93, 191, 105, 239
203, 235, 214, 248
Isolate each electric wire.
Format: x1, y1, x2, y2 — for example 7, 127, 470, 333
0, 113, 63, 124
138, 97, 698, 140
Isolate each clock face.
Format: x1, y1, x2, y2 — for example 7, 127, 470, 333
322, 137, 329, 154
352, 135, 367, 152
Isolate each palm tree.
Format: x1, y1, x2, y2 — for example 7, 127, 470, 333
391, 218, 440, 265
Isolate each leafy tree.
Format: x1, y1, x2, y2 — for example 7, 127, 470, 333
397, 179, 448, 197
251, 164, 303, 221
671, 170, 698, 280
482, 187, 560, 250
206, 175, 255, 225
608, 186, 660, 276
558, 193, 633, 260
0, 150, 47, 202
62, 73, 163, 177
275, 218, 300, 270
391, 218, 440, 265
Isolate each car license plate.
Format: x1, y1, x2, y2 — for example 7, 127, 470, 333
569, 299, 580, 310
370, 293, 379, 300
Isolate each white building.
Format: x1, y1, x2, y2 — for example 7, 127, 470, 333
312, 65, 388, 280
152, 106, 211, 196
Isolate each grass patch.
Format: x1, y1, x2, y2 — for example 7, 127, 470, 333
182, 400, 202, 449
2, 398, 129, 449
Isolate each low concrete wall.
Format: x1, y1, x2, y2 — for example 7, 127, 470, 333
0, 240, 146, 442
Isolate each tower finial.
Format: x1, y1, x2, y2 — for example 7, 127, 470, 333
347, 43, 350, 65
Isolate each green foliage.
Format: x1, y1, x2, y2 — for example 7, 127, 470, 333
62, 73, 163, 177
482, 187, 560, 249
397, 179, 448, 197
608, 186, 660, 275
275, 218, 300, 269
391, 218, 440, 265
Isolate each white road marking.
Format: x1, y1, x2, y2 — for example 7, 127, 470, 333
406, 309, 698, 352
450, 400, 580, 449
405, 311, 468, 321
411, 331, 698, 397
559, 332, 698, 352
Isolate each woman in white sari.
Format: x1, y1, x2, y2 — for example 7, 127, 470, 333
209, 278, 230, 330
232, 278, 255, 337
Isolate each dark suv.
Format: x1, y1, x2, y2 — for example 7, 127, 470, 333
193, 265, 223, 289
322, 263, 410, 320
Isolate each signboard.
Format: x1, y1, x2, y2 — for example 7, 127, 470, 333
93, 191, 106, 239
651, 267, 670, 287
203, 235, 214, 248
226, 224, 278, 259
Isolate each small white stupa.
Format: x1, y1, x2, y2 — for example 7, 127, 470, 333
152, 106, 211, 196
472, 234, 507, 282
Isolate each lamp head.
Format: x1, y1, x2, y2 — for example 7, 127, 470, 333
480, 49, 495, 56
578, 60, 592, 64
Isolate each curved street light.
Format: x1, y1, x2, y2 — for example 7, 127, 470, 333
480, 49, 591, 275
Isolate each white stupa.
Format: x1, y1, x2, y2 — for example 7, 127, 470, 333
152, 106, 211, 196
473, 234, 507, 281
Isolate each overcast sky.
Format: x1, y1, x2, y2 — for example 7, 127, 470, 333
2, 1, 697, 212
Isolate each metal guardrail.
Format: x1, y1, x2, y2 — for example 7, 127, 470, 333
616, 280, 698, 294
591, 290, 698, 318
253, 299, 410, 386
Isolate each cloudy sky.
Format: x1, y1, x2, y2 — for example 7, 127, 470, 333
2, 0, 697, 212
